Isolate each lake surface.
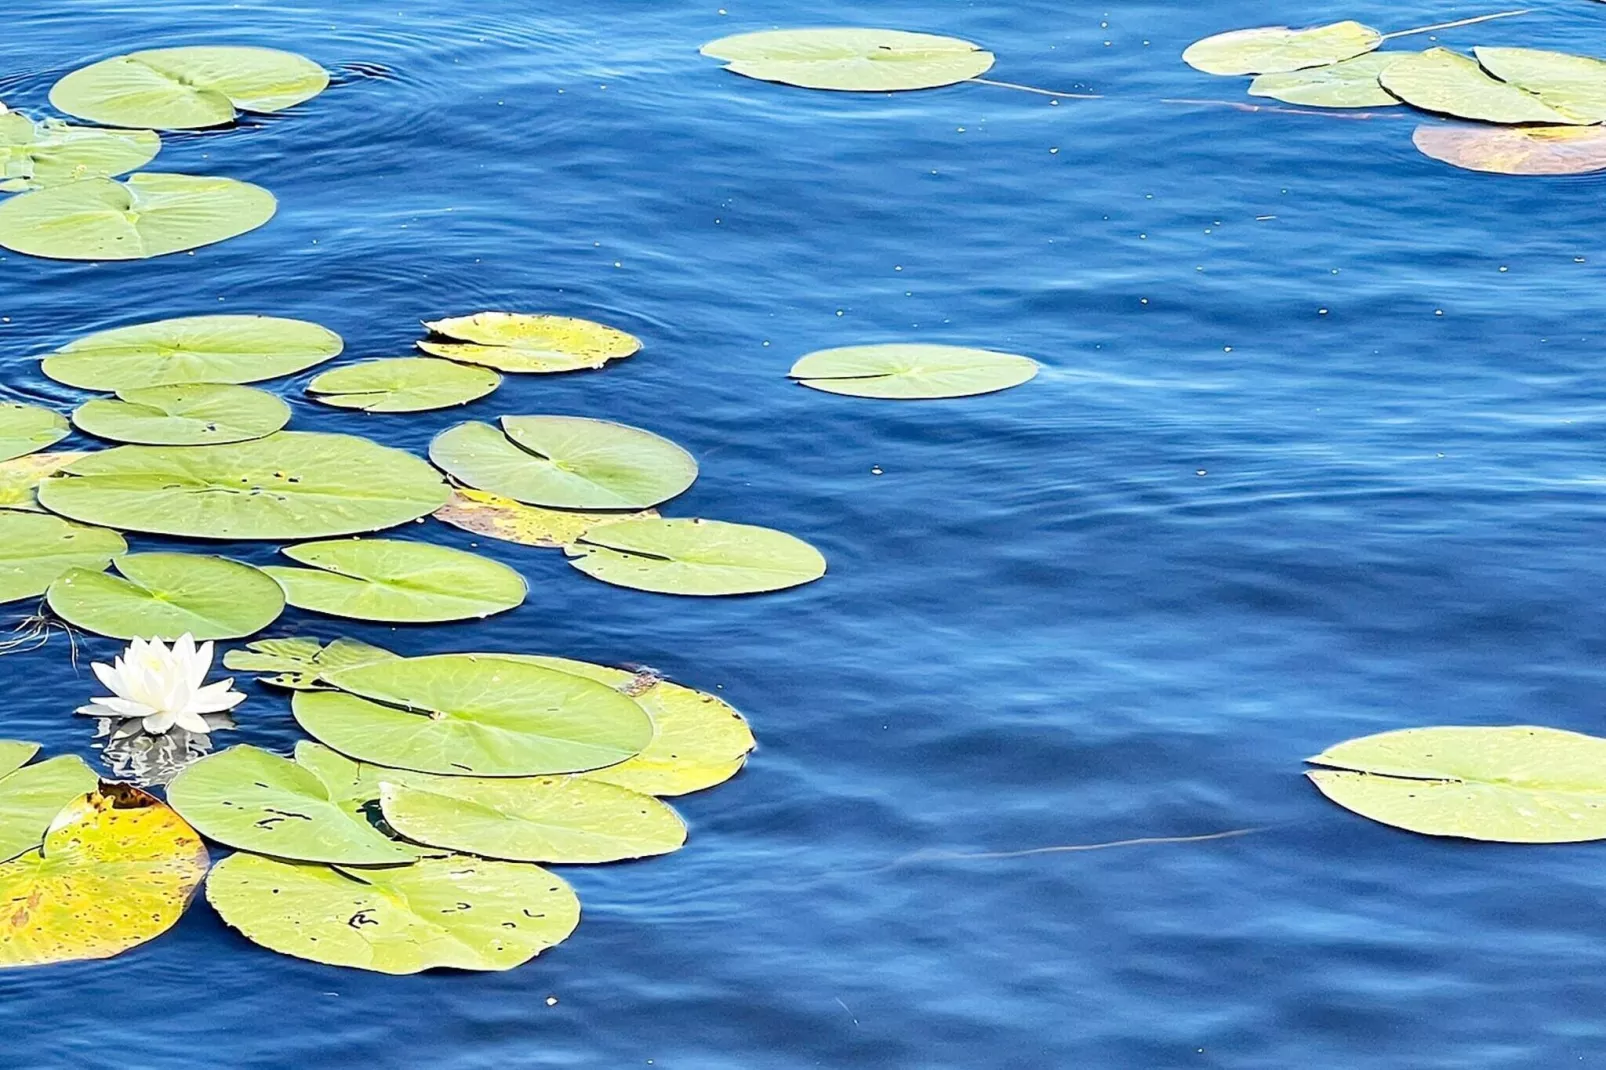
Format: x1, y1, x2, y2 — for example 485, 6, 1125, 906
5, 0, 1606, 1066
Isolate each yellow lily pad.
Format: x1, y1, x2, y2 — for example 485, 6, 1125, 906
0, 452, 86, 512
1413, 122, 1606, 174
432, 486, 655, 548
419, 312, 640, 374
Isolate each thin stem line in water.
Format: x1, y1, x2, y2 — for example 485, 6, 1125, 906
874, 824, 1277, 872
1160, 97, 1405, 120
968, 77, 1102, 100
1380, 8, 1531, 40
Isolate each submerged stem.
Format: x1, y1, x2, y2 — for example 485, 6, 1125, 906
1380, 8, 1531, 40
968, 77, 1102, 100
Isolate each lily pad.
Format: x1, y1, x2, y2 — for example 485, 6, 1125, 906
0, 403, 69, 463
1183, 22, 1381, 76
0, 512, 126, 604
297, 653, 652, 776
0, 173, 277, 260
1307, 725, 1606, 842
1474, 46, 1606, 124
306, 357, 500, 413
0, 744, 97, 863
206, 851, 579, 974
0, 452, 86, 512
43, 314, 343, 392
0, 782, 208, 968
418, 313, 640, 374
0, 113, 159, 192
430, 416, 698, 510
1380, 48, 1588, 125
224, 635, 399, 690
47, 551, 285, 640
262, 538, 527, 623
700, 28, 995, 91
167, 744, 415, 865
566, 517, 827, 596
72, 383, 289, 446
37, 431, 451, 540
789, 343, 1038, 399
50, 46, 328, 130
1413, 122, 1606, 174
433, 486, 656, 548
1248, 53, 1407, 108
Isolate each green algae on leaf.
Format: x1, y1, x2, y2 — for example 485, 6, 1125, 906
44, 315, 343, 392
1380, 48, 1588, 125
0, 512, 126, 605
1473, 46, 1606, 124
0, 403, 69, 463
72, 383, 289, 446
1183, 22, 1381, 76
1412, 121, 1606, 173
306, 357, 501, 413
0, 744, 98, 863
1248, 52, 1408, 108
418, 312, 641, 374
47, 551, 285, 640
262, 538, 527, 623
0, 113, 159, 193
50, 46, 328, 130
789, 343, 1038, 399
701, 28, 995, 91
0, 452, 85, 512
0, 173, 276, 260
566, 517, 827, 597
432, 486, 657, 549
224, 635, 399, 690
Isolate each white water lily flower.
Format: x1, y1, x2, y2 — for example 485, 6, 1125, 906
76, 634, 245, 735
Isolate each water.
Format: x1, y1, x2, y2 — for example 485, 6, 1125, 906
5, 0, 1606, 1065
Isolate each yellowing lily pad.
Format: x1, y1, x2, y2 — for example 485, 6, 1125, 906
206, 851, 579, 974
0, 173, 277, 260
0, 113, 159, 192
419, 312, 641, 374
1183, 22, 1381, 76
566, 517, 827, 596
0, 782, 209, 969
0, 452, 86, 512
430, 416, 698, 510
1380, 48, 1588, 125
43, 314, 343, 392
432, 486, 656, 548
223, 635, 398, 690
262, 538, 527, 623
1413, 122, 1606, 174
72, 383, 289, 445
50, 46, 328, 130
47, 551, 285, 640
0, 512, 126, 604
0, 743, 97, 863
1248, 52, 1407, 108
1475, 46, 1606, 124
1307, 725, 1606, 842
700, 28, 995, 91
0, 403, 68, 463
307, 357, 501, 413
789, 343, 1038, 399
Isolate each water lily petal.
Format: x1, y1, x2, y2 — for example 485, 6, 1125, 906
170, 707, 212, 734
141, 709, 176, 734
189, 678, 245, 714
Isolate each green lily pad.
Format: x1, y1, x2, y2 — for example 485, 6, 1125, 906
1183, 22, 1382, 76
166, 744, 415, 865
1474, 46, 1606, 124
0, 452, 85, 512
0, 403, 69, 463
565, 517, 827, 596
298, 654, 653, 776
0, 173, 276, 260
50, 46, 328, 130
430, 416, 698, 510
71, 383, 289, 446
0, 512, 126, 605
700, 28, 995, 91
43, 314, 343, 392
788, 343, 1038, 399
1380, 48, 1588, 125
1413, 122, 1606, 174
0, 743, 98, 864
418, 312, 641, 374
0, 113, 160, 192
206, 851, 579, 974
1308, 725, 1606, 842
306, 357, 500, 413
1248, 53, 1408, 108
223, 635, 399, 690
37, 431, 451, 541
262, 538, 527, 623
46, 551, 285, 640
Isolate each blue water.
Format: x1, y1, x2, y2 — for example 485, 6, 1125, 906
6, 0, 1606, 1066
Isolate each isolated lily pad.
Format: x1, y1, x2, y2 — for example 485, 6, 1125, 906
0, 403, 69, 463
1183, 22, 1381, 76
700, 28, 995, 91
433, 486, 656, 548
419, 313, 640, 374
1475, 46, 1606, 124
0, 512, 126, 604
0, 113, 159, 192
298, 654, 652, 776
307, 357, 500, 413
206, 851, 579, 974
262, 538, 527, 623
44, 314, 343, 391
72, 383, 289, 445
167, 744, 414, 865
0, 782, 208, 968
789, 343, 1038, 399
566, 517, 827, 596
1248, 53, 1407, 108
0, 744, 97, 863
47, 551, 285, 640
1380, 49, 1588, 125
1307, 725, 1606, 842
37, 431, 451, 540
51, 46, 328, 130
224, 635, 399, 690
430, 416, 698, 510
1413, 122, 1606, 173
0, 173, 276, 260
0, 452, 86, 512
